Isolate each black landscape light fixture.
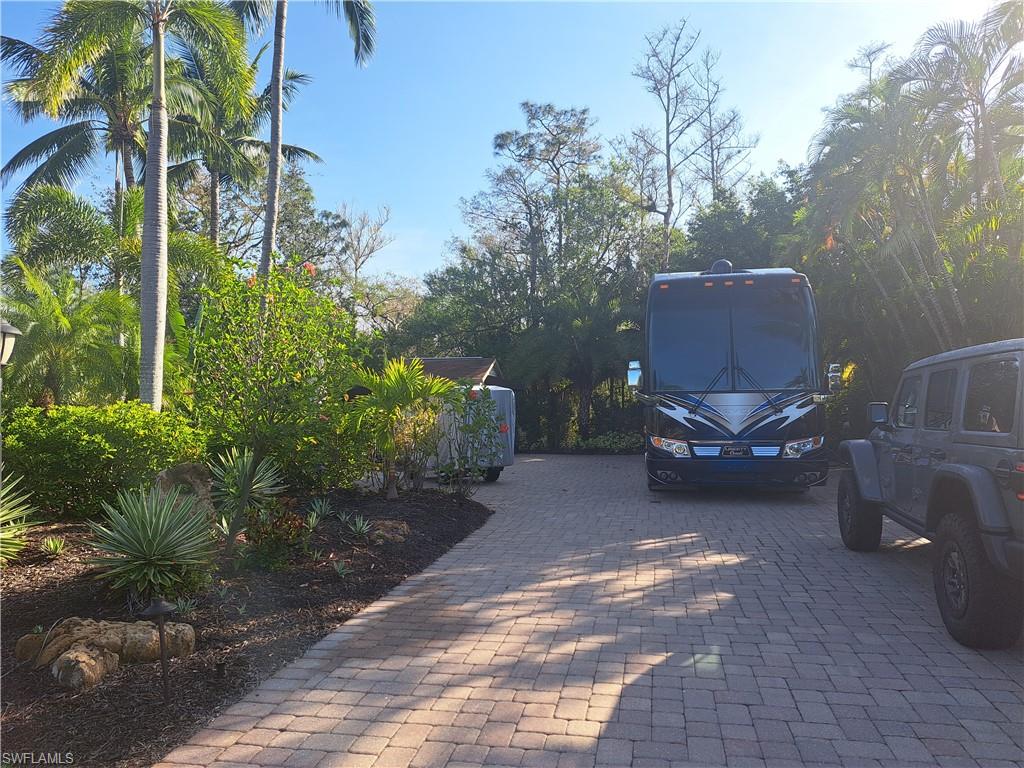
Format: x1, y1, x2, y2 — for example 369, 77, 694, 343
140, 597, 177, 704
0, 321, 21, 367
0, 321, 22, 488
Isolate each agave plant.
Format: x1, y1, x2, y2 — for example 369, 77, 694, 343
210, 447, 285, 555
87, 486, 214, 599
0, 470, 36, 566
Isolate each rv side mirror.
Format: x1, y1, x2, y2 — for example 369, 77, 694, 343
627, 360, 642, 391
827, 363, 843, 394
867, 402, 889, 426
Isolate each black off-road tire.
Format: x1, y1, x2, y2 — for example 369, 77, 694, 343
484, 467, 502, 483
932, 512, 1024, 650
837, 470, 882, 552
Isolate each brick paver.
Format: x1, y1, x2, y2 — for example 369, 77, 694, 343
161, 455, 1024, 767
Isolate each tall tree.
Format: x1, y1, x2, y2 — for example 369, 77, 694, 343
632, 21, 702, 270
246, 0, 376, 276
33, 0, 252, 411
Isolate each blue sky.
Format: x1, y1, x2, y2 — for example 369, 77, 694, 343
1, 0, 990, 277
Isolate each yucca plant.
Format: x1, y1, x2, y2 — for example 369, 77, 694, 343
210, 447, 285, 555
348, 515, 374, 538
0, 470, 36, 566
87, 486, 214, 600
41, 536, 66, 557
307, 497, 333, 522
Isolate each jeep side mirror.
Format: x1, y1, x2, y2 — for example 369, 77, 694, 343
627, 360, 642, 391
827, 363, 843, 394
867, 402, 889, 426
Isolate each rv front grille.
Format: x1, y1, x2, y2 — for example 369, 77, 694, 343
750, 446, 782, 457
691, 445, 722, 458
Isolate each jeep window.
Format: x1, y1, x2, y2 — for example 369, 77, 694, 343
893, 375, 921, 428
924, 369, 957, 430
963, 358, 1018, 434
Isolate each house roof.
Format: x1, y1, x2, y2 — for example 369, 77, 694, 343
417, 357, 503, 385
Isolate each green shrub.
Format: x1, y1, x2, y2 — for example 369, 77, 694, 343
0, 469, 36, 566
87, 486, 215, 600
570, 431, 644, 455
2, 402, 205, 518
191, 265, 372, 492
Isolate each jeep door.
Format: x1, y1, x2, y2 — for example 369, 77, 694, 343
915, 366, 960, 526
875, 374, 922, 517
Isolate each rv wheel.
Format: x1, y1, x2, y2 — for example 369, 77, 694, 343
484, 467, 502, 483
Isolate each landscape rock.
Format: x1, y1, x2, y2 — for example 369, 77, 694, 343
373, 520, 411, 544
15, 618, 195, 689
14, 632, 45, 662
155, 462, 214, 516
51, 645, 119, 690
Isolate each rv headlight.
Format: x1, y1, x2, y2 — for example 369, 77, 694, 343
783, 435, 824, 458
649, 435, 691, 457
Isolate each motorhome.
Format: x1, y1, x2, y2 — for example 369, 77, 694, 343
628, 259, 837, 490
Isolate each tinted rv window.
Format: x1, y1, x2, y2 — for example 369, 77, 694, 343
648, 288, 731, 392
732, 287, 816, 390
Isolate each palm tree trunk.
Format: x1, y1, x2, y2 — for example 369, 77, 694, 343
861, 214, 949, 350
209, 166, 220, 247
909, 176, 970, 342
140, 3, 169, 411
907, 236, 956, 349
123, 139, 137, 188
851, 248, 911, 351
259, 0, 287, 276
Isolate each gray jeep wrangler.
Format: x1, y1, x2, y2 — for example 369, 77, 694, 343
838, 339, 1024, 649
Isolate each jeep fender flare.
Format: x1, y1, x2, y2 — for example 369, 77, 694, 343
927, 464, 1011, 536
838, 439, 883, 502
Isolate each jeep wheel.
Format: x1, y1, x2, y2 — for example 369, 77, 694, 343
932, 513, 1023, 649
837, 471, 882, 552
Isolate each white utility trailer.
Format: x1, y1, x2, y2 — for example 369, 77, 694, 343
436, 385, 516, 482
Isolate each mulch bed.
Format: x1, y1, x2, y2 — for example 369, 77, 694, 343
0, 490, 491, 768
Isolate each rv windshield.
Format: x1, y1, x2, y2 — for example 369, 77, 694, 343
648, 282, 818, 393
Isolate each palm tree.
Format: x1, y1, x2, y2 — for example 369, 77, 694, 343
348, 358, 454, 500
237, 0, 375, 276
33, 0, 252, 411
174, 43, 320, 245
1, 33, 216, 204
5, 184, 227, 405
1, 259, 137, 406
5, 184, 227, 305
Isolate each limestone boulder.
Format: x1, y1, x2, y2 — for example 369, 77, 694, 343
51, 645, 119, 690
15, 617, 195, 689
155, 462, 214, 516
372, 520, 411, 544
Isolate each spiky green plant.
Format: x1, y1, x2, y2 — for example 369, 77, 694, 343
41, 535, 66, 557
0, 470, 36, 566
347, 515, 373, 538
210, 447, 285, 555
87, 486, 214, 599
333, 560, 353, 578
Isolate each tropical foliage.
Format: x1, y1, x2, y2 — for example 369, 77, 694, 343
347, 358, 456, 499
0, 470, 36, 566
87, 486, 215, 599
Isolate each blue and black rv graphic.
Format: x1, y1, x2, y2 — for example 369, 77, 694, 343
628, 259, 832, 489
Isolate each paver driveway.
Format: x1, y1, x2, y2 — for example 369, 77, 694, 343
160, 455, 1024, 768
